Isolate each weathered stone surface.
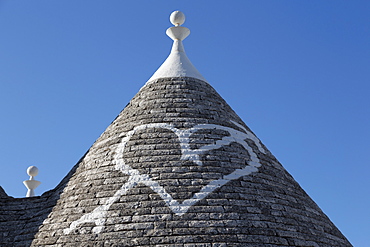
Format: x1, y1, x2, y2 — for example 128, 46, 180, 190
0, 77, 351, 246
0, 186, 9, 199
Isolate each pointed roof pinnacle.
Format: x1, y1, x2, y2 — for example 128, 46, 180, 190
23, 166, 41, 197
146, 11, 207, 84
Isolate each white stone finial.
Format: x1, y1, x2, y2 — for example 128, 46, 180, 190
23, 166, 41, 197
166, 11, 190, 41
170, 11, 185, 26
146, 10, 206, 83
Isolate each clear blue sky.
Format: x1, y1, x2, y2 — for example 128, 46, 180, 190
0, 1, 369, 245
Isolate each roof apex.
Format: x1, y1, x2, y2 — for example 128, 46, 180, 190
147, 11, 207, 84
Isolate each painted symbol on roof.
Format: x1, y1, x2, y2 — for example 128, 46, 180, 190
64, 120, 266, 234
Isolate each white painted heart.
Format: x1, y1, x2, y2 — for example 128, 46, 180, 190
64, 120, 266, 234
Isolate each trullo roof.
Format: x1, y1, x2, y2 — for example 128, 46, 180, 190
0, 11, 351, 247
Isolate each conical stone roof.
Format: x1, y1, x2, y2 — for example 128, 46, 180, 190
0, 11, 351, 247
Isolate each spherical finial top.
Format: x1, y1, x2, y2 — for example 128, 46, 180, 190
170, 11, 185, 26
27, 166, 39, 177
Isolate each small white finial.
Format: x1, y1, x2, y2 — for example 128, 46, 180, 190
23, 166, 41, 197
146, 10, 206, 83
166, 11, 190, 41
170, 11, 185, 26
